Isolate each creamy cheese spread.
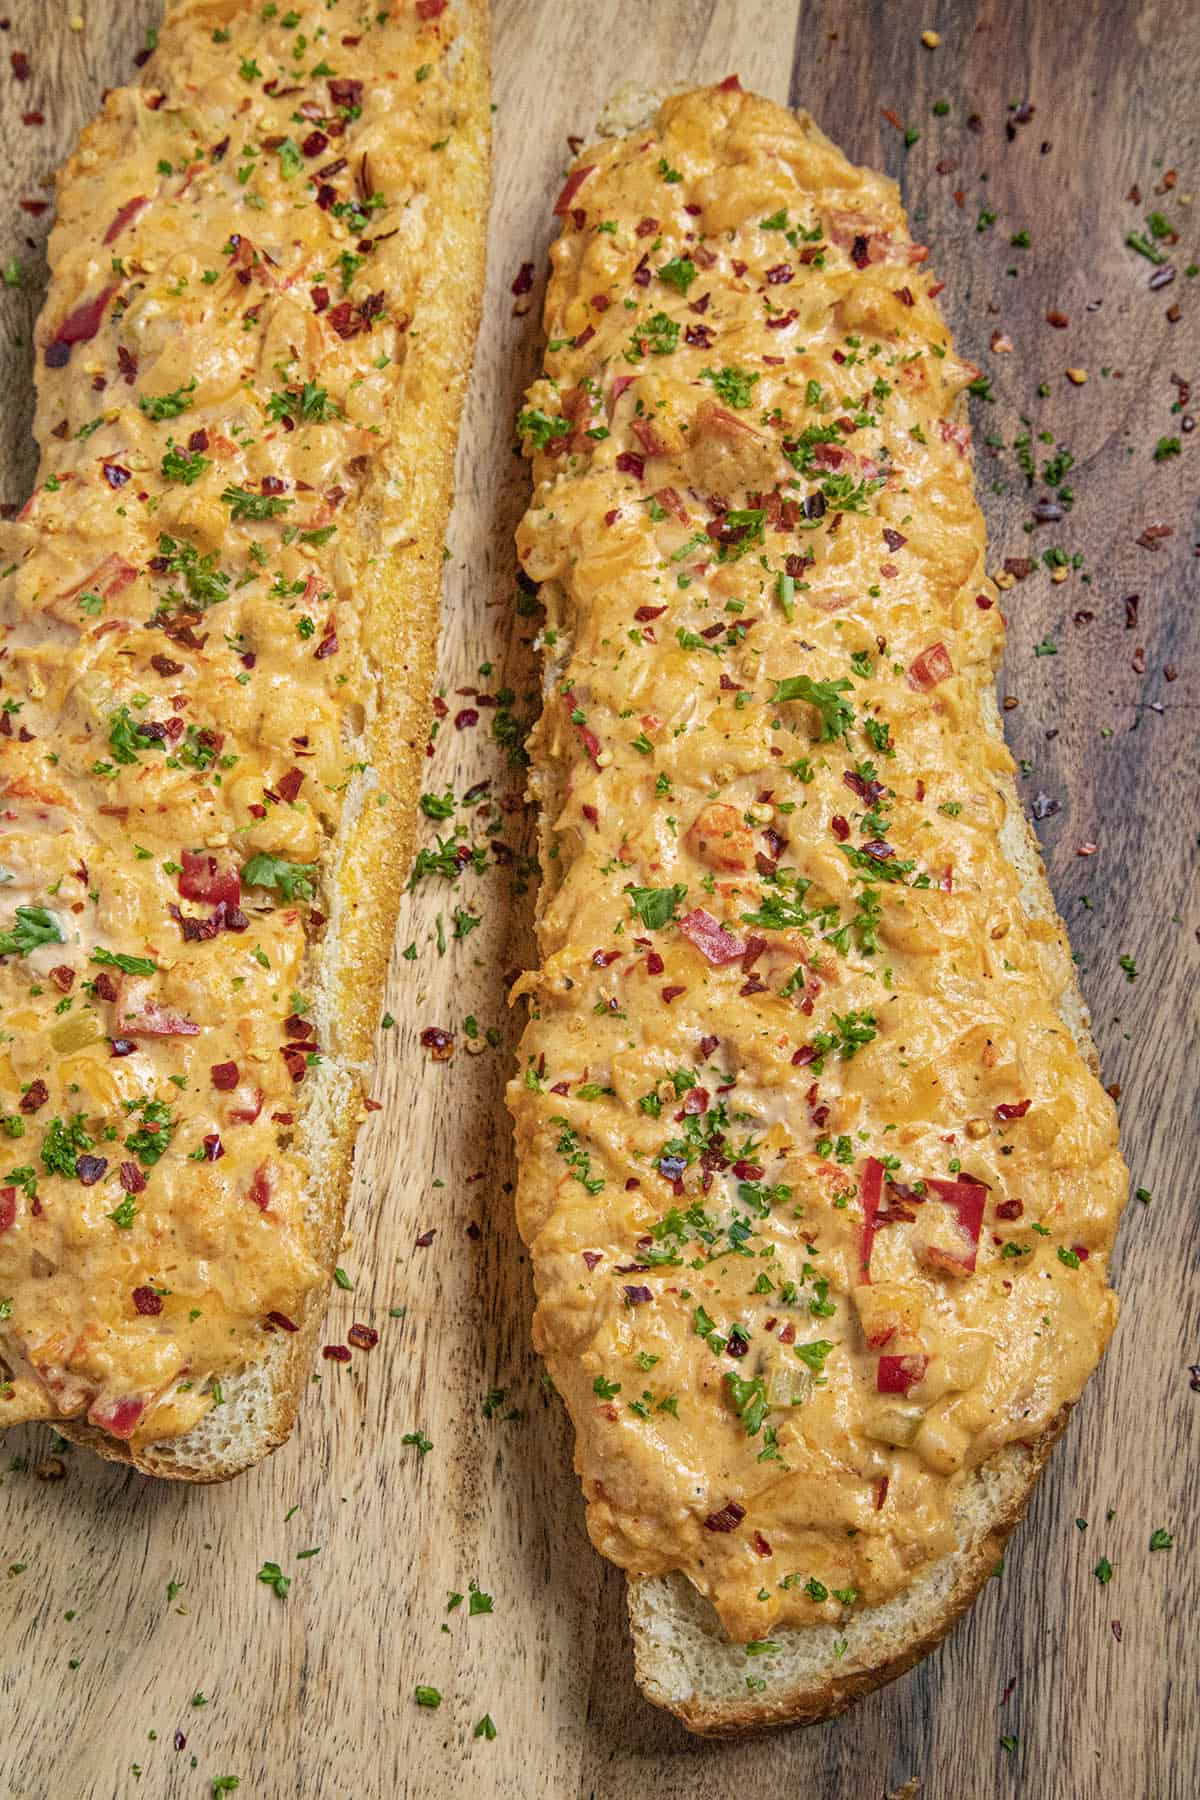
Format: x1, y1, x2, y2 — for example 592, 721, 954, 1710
510, 84, 1127, 1642
0, 0, 466, 1449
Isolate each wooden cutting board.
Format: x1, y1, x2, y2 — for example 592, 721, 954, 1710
1, 3, 1196, 1795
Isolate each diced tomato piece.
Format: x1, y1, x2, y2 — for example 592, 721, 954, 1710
907, 643, 954, 691
876, 1354, 929, 1394
677, 908, 747, 966
227, 1087, 264, 1126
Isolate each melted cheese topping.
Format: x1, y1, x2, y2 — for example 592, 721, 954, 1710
0, 0, 473, 1448
509, 86, 1127, 1643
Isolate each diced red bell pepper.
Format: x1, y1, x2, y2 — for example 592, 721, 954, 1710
58, 553, 138, 603
553, 165, 597, 215
87, 1393, 146, 1440
118, 997, 201, 1038
677, 908, 746, 966
654, 485, 689, 523
564, 689, 602, 767
103, 195, 149, 245
50, 284, 117, 348
248, 1164, 272, 1209
920, 1176, 989, 1275
907, 642, 954, 691
859, 1156, 885, 1281
179, 849, 241, 909
632, 418, 667, 458
876, 1354, 929, 1394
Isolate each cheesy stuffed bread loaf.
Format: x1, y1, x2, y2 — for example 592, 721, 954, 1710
0, 0, 488, 1476
509, 82, 1128, 1733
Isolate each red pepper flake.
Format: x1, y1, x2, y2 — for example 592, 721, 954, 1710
454, 707, 479, 729
132, 1285, 163, 1317
419, 1026, 455, 1061
19, 1078, 48, 1115
310, 284, 330, 313
995, 1198, 1024, 1221
703, 1500, 746, 1533
266, 1311, 299, 1333
1111, 1620, 1123, 1643
322, 1344, 352, 1363
582, 1250, 603, 1271
348, 1323, 379, 1350
751, 1531, 773, 1557
830, 814, 850, 842
10, 49, 29, 79
1046, 309, 1069, 329
661, 985, 687, 1003
415, 1228, 436, 1248
995, 1099, 1031, 1120
511, 260, 535, 296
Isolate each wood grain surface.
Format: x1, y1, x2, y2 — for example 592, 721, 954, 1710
0, 2, 1196, 1796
